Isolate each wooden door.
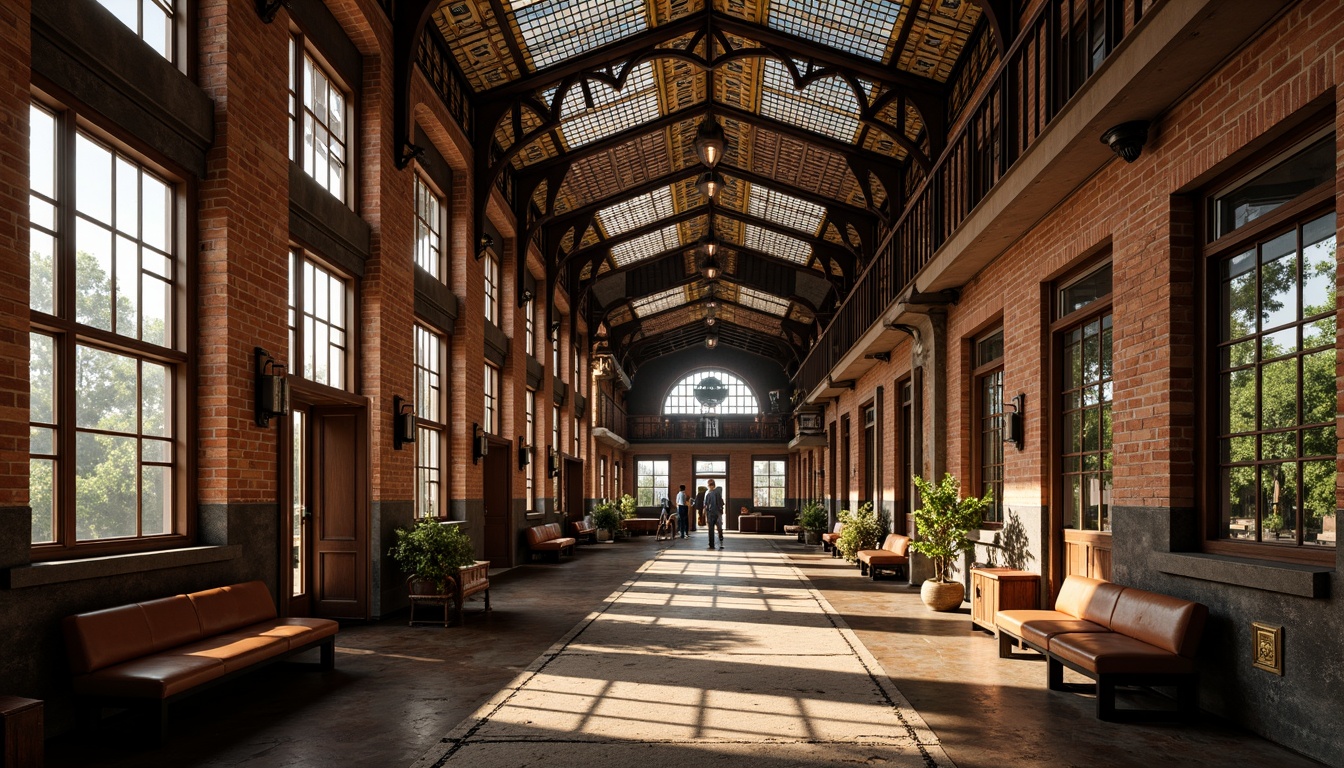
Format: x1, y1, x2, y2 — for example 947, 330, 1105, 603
564, 457, 584, 522
482, 437, 512, 568
310, 406, 368, 619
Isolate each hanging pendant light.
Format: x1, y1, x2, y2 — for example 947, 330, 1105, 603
694, 117, 727, 168
698, 233, 720, 260
695, 170, 724, 200
700, 251, 720, 280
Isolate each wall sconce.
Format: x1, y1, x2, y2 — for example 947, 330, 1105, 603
695, 170, 724, 200
547, 448, 561, 478
254, 347, 288, 428
393, 395, 416, 451
1100, 120, 1150, 163
694, 116, 726, 168
550, 320, 561, 338
473, 423, 489, 464
476, 232, 495, 260
1003, 394, 1025, 449
518, 439, 531, 470
520, 287, 535, 305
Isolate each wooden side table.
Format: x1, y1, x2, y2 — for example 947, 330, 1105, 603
970, 568, 1040, 634
0, 696, 43, 768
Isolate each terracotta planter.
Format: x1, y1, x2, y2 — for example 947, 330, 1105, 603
597, 529, 613, 542
805, 530, 821, 545
920, 579, 965, 612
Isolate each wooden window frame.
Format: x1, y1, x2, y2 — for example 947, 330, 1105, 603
971, 326, 1005, 528
414, 323, 448, 519
751, 456, 788, 509
635, 456, 671, 507
483, 250, 500, 326
289, 249, 356, 395
288, 31, 355, 205
412, 171, 446, 281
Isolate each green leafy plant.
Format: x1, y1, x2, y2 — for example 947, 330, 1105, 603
592, 499, 623, 533
388, 518, 476, 593
1262, 512, 1286, 536
799, 500, 828, 533
836, 501, 885, 563
909, 474, 992, 583
618, 493, 638, 520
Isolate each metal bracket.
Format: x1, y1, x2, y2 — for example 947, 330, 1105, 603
395, 142, 426, 171
255, 0, 290, 23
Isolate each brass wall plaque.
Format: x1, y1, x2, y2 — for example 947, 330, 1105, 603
1251, 622, 1283, 675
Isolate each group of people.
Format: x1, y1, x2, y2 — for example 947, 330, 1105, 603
660, 480, 727, 549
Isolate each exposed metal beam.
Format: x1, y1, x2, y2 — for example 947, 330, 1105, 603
584, 243, 839, 298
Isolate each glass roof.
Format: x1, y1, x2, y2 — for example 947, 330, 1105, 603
510, 0, 648, 71
759, 59, 861, 143
743, 224, 811, 264
631, 285, 687, 317
598, 186, 675, 237
747, 184, 825, 234
611, 224, 681, 266
736, 285, 791, 317
767, 0, 904, 62
545, 61, 661, 148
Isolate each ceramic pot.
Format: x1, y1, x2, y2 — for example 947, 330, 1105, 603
805, 530, 820, 545
920, 579, 965, 612
597, 528, 613, 542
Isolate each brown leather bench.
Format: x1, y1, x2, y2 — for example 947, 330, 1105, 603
996, 575, 1207, 720
857, 534, 910, 580
821, 522, 844, 556
63, 581, 338, 741
526, 522, 576, 561
571, 517, 597, 544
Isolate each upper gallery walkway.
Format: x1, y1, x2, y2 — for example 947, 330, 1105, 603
50, 535, 1322, 768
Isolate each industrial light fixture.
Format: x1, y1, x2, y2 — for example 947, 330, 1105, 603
548, 447, 561, 478
476, 232, 495, 260
695, 170, 724, 200
705, 316, 717, 327
254, 347, 288, 428
1003, 394, 1025, 449
704, 334, 719, 350
1100, 120, 1150, 163
521, 287, 534, 303
518, 439, 530, 470
700, 251, 720, 280
393, 395, 416, 450
694, 116, 726, 168
698, 233, 720, 259
472, 423, 489, 463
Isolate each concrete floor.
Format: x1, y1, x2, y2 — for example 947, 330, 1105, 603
47, 533, 1324, 768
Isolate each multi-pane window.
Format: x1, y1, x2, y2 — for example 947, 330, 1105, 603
1059, 265, 1113, 533
415, 325, 446, 518
573, 414, 580, 455
414, 174, 444, 280
1216, 212, 1336, 548
636, 459, 669, 507
483, 364, 500, 434
484, 251, 500, 325
753, 460, 787, 508
552, 322, 561, 370
289, 252, 350, 390
974, 329, 1005, 525
525, 295, 536, 357
289, 36, 349, 202
573, 343, 581, 395
96, 0, 174, 63
663, 370, 760, 414
526, 390, 536, 512
28, 102, 185, 553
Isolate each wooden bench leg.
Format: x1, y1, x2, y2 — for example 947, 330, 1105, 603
320, 638, 335, 671
1047, 656, 1066, 691
1177, 674, 1198, 716
483, 588, 491, 612
998, 632, 1014, 658
1096, 676, 1117, 720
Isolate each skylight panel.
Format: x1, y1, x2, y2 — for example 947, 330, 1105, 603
768, 0, 902, 62
611, 225, 680, 266
747, 185, 825, 234
743, 224, 811, 264
511, 0, 648, 71
736, 285, 791, 316
631, 286, 687, 317
547, 62, 660, 148
598, 186, 675, 237
760, 59, 860, 143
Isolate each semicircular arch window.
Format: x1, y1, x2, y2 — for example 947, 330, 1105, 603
663, 370, 760, 415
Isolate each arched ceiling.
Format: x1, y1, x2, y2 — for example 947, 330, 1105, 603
423, 0, 987, 372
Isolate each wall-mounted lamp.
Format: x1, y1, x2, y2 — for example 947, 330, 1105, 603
521, 287, 535, 303
1100, 120, 1150, 163
550, 320, 562, 338
518, 439, 531, 470
1003, 394, 1025, 450
473, 423, 489, 464
255, 0, 290, 23
548, 448, 561, 478
393, 395, 416, 450
694, 116, 726, 168
476, 232, 495, 260
254, 347, 288, 428
695, 170, 724, 200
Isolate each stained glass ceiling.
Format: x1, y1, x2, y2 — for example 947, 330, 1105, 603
598, 186, 675, 237
544, 61, 662, 148
511, 0, 649, 70
746, 184, 825, 235
631, 285, 687, 317
611, 224, 682, 266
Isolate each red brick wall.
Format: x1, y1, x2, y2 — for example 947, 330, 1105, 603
0, 0, 29, 506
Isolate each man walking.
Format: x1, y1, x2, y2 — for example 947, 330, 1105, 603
675, 484, 689, 539
704, 479, 725, 550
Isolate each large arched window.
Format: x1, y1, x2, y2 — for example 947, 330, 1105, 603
663, 370, 760, 415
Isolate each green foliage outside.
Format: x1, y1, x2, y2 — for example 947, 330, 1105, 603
836, 501, 886, 563
388, 518, 476, 593
798, 500, 828, 533
909, 474, 992, 583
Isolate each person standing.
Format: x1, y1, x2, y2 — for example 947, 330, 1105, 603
675, 484, 689, 539
704, 479, 725, 550
694, 485, 707, 533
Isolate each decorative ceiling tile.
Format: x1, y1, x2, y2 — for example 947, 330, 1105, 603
714, 0, 766, 24
560, 131, 673, 208
509, 0, 649, 70
765, 0, 905, 63
651, 0, 707, 25
432, 0, 522, 90
896, 0, 981, 82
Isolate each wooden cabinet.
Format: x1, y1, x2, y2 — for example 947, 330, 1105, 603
970, 568, 1041, 633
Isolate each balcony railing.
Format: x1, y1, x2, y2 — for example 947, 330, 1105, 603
794, 0, 1154, 397
628, 415, 792, 442
595, 391, 627, 438
417, 27, 474, 140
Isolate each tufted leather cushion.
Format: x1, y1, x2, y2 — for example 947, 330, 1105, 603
188, 582, 278, 637
1107, 588, 1208, 657
1049, 631, 1198, 675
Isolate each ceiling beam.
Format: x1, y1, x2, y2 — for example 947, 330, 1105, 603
585, 243, 839, 299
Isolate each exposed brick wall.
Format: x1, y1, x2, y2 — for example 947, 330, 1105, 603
0, 0, 30, 506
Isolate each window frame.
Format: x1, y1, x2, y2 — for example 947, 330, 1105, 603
289, 249, 355, 394
414, 323, 448, 519
483, 363, 500, 435
412, 171, 447, 281
662, 368, 762, 415
483, 249, 500, 326
28, 96, 194, 560
93, 0, 187, 70
752, 457, 788, 509
525, 388, 537, 513
288, 31, 354, 204
1201, 181, 1337, 566
971, 326, 1005, 528
635, 457, 670, 508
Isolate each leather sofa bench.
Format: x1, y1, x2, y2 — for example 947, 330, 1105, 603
63, 581, 338, 741
821, 522, 844, 556
571, 516, 598, 544
526, 522, 576, 561
621, 517, 661, 535
857, 534, 910, 580
995, 575, 1207, 720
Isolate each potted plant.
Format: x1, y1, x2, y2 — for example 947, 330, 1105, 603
799, 500, 828, 545
836, 501, 884, 563
592, 499, 622, 542
618, 493, 637, 520
388, 517, 477, 595
909, 473, 992, 612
